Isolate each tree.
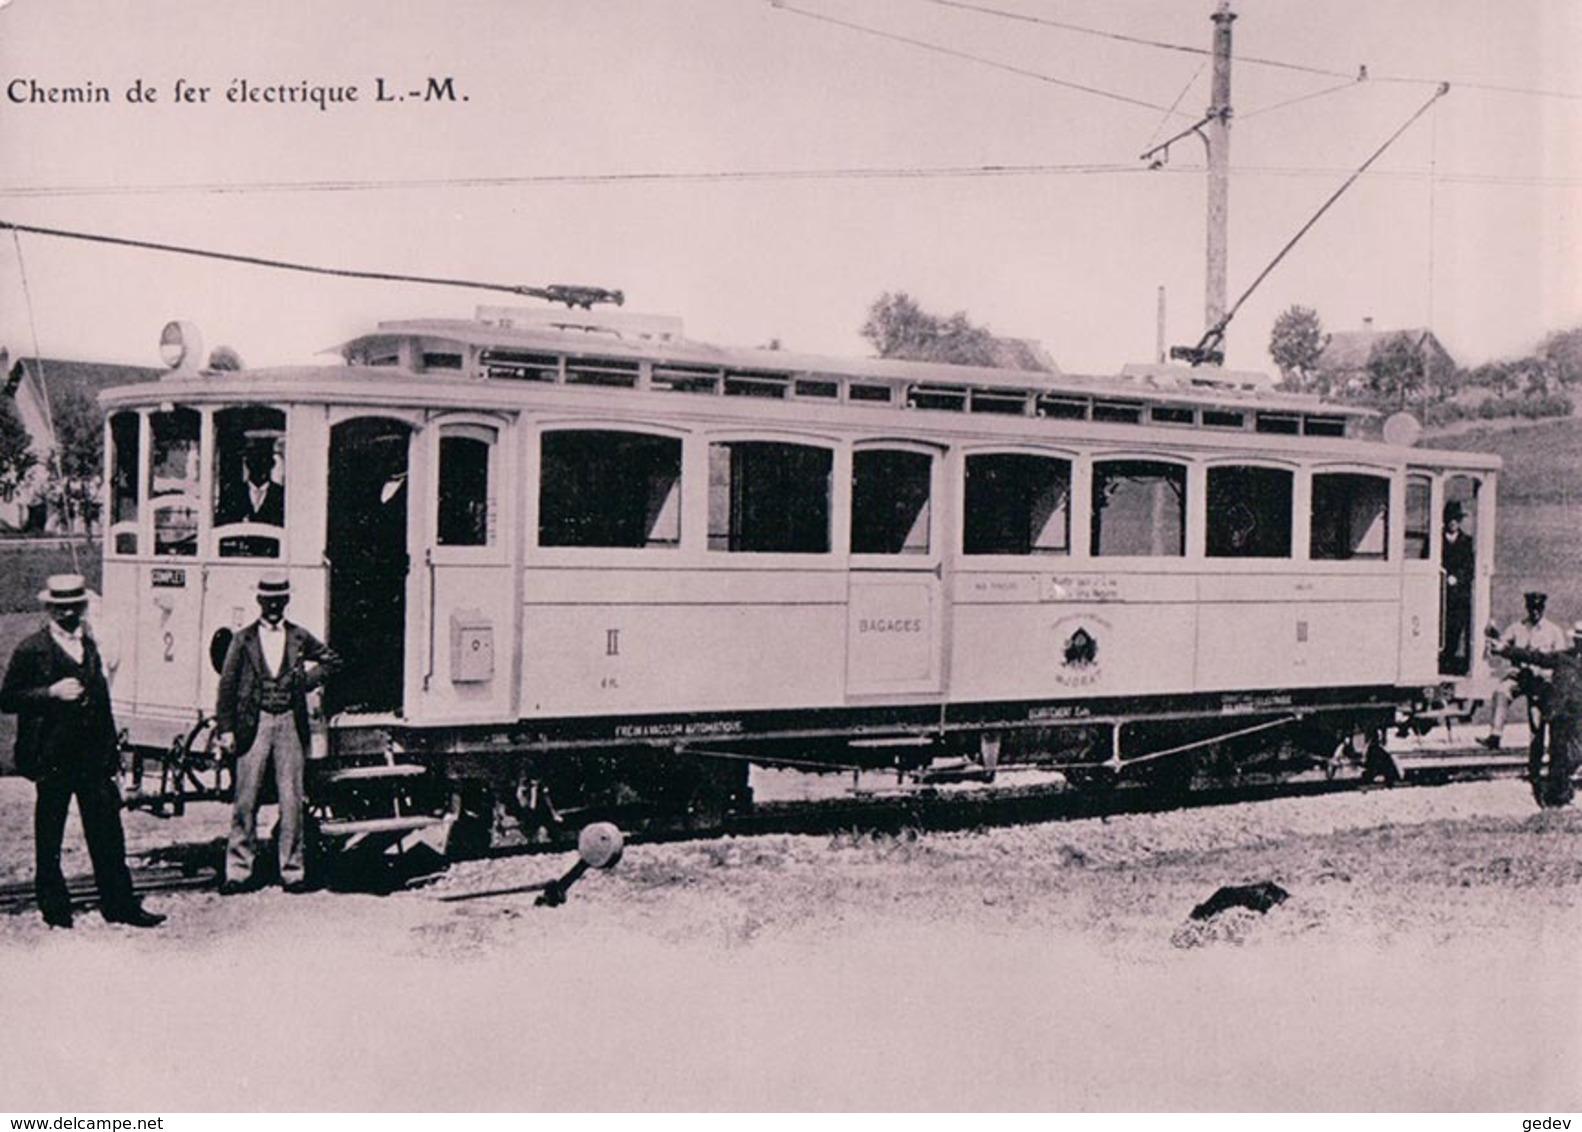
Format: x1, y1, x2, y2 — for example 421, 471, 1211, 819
1267, 305, 1329, 393
1366, 332, 1425, 409
1465, 359, 1518, 398
861, 292, 999, 367
1538, 326, 1582, 387
0, 396, 38, 504
46, 386, 103, 533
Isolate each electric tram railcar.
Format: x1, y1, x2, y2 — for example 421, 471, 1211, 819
98, 308, 1500, 851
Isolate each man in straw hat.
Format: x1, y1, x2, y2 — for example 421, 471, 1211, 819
1492, 619, 1582, 808
215, 571, 338, 893
0, 574, 165, 928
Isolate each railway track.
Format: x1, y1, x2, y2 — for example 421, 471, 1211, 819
0, 747, 1530, 915
728, 747, 1529, 837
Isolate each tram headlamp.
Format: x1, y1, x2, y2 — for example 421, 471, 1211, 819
159, 320, 204, 373
1383, 412, 1422, 447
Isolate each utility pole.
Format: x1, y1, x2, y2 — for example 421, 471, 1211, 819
1204, 2, 1235, 345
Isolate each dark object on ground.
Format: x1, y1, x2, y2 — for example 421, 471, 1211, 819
1190, 881, 1290, 921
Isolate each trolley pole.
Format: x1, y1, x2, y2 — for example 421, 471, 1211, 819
1204, 2, 1236, 344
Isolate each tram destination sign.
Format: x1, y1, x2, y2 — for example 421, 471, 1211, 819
150, 567, 187, 588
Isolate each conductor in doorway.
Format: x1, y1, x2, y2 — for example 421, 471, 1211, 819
215, 573, 338, 893
1439, 501, 1475, 674
0, 575, 165, 928
216, 440, 286, 527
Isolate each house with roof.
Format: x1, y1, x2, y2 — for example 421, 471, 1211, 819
1, 356, 163, 531
1315, 318, 1457, 399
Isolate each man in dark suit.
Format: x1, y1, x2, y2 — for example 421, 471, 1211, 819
0, 575, 165, 928
1439, 500, 1475, 674
215, 572, 337, 893
216, 441, 285, 527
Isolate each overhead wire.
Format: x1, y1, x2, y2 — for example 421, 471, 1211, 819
772, 1, 1178, 114
1142, 61, 1209, 155
0, 161, 1573, 202
1239, 78, 1367, 121
0, 163, 1149, 198
912, 0, 1582, 100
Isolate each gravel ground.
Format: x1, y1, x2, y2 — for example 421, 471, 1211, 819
0, 776, 1578, 1112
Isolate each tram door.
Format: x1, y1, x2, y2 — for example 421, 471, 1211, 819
1438, 474, 1483, 678
325, 418, 412, 715
846, 446, 945, 697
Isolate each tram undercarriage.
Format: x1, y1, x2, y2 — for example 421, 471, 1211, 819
120, 684, 1463, 860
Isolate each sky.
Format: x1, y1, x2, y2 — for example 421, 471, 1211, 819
0, 0, 1577, 377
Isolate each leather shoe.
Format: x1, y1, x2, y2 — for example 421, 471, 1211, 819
219, 880, 256, 896
282, 880, 315, 894
41, 908, 73, 929
103, 906, 165, 928
1476, 736, 1503, 750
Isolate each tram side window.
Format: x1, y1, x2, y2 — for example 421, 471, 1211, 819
1404, 475, 1432, 560
963, 453, 1070, 556
539, 430, 681, 548
213, 406, 286, 558
1091, 460, 1186, 557
708, 440, 831, 554
1206, 465, 1293, 558
1311, 472, 1390, 560
438, 428, 496, 547
852, 449, 932, 555
108, 412, 139, 555
149, 408, 200, 557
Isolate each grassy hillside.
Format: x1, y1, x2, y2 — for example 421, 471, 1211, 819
1426, 416, 1582, 628
0, 539, 101, 613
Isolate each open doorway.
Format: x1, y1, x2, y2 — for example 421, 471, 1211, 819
326, 418, 411, 714
1439, 475, 1480, 676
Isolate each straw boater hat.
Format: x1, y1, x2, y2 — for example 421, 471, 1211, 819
38, 574, 89, 606
255, 572, 291, 600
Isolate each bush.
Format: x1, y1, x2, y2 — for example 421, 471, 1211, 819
1423, 401, 1470, 427
1520, 393, 1573, 419
1472, 393, 1573, 421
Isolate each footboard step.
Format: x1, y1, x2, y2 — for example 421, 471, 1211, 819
317, 815, 444, 837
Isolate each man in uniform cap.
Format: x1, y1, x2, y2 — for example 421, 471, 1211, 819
0, 575, 165, 928
1492, 619, 1582, 808
1481, 591, 1568, 768
214, 572, 338, 893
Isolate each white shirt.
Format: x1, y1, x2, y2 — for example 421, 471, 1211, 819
258, 621, 287, 676
49, 621, 84, 665
1501, 616, 1570, 668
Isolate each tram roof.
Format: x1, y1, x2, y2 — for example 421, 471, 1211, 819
330, 314, 1373, 419
102, 311, 1508, 466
